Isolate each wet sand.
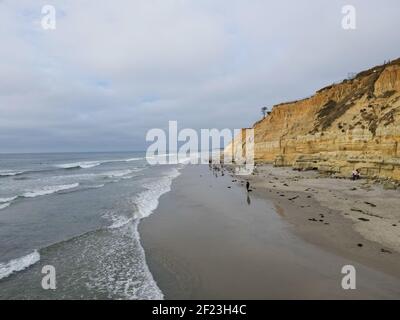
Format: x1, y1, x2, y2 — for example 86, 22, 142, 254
241, 164, 400, 278
139, 164, 400, 299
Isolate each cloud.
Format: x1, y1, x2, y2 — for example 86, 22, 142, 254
1, 0, 400, 152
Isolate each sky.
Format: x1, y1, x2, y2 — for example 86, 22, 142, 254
1, 0, 400, 153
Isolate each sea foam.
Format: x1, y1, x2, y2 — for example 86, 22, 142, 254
23, 183, 79, 198
0, 171, 24, 177
0, 203, 11, 210
0, 196, 17, 203
134, 168, 181, 219
0, 250, 40, 280
55, 157, 144, 170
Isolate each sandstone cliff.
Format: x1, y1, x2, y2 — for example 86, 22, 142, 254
225, 58, 400, 180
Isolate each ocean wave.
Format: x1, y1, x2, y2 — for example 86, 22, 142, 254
88, 184, 105, 189
104, 170, 133, 178
134, 168, 181, 219
0, 171, 24, 177
55, 161, 102, 169
0, 196, 18, 210
23, 183, 79, 198
35, 219, 163, 299
55, 157, 144, 170
0, 250, 40, 280
102, 169, 142, 179
105, 213, 133, 229
0, 157, 145, 178
0, 203, 11, 210
0, 196, 18, 203
103, 167, 180, 229
125, 158, 143, 162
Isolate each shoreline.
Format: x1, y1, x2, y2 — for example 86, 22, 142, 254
139, 164, 400, 299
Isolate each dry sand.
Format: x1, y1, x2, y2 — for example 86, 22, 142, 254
139, 164, 400, 299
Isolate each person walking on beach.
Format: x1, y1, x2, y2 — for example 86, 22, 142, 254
352, 169, 360, 181
246, 181, 250, 192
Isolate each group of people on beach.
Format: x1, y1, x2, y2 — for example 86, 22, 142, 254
208, 159, 251, 192
209, 161, 225, 177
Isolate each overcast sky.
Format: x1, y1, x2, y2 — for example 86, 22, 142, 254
1, 0, 400, 153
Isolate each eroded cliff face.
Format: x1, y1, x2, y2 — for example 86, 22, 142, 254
225, 58, 400, 180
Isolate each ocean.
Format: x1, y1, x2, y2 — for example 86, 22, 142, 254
0, 152, 185, 299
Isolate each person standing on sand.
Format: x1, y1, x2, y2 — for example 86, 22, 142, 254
352, 169, 360, 181
246, 181, 250, 192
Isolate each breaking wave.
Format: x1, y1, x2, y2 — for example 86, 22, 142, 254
0, 250, 40, 280
0, 196, 18, 203
0, 171, 25, 177
0, 203, 11, 210
55, 161, 102, 169
55, 157, 144, 170
23, 183, 80, 198
134, 168, 181, 219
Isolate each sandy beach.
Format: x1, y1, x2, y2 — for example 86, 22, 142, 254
140, 164, 400, 299
243, 165, 400, 276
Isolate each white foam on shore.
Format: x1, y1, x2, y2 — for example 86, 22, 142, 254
0, 203, 11, 210
134, 168, 181, 219
94, 168, 182, 300
23, 183, 79, 198
79, 219, 164, 300
106, 213, 133, 229
103, 168, 181, 230
126, 167, 181, 299
0, 250, 40, 280
129, 221, 164, 300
